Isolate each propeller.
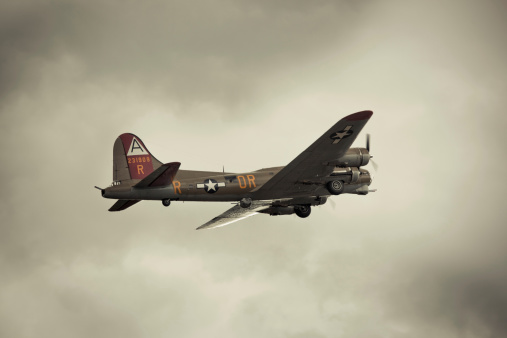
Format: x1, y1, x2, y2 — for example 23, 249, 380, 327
366, 134, 378, 171
370, 158, 379, 171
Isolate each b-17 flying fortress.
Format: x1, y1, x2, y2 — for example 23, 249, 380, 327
96, 110, 375, 229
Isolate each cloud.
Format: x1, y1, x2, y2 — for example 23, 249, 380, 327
0, 0, 371, 114
1, 0, 507, 337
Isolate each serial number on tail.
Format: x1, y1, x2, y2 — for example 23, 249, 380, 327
128, 156, 151, 164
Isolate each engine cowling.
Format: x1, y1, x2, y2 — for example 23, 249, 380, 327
330, 167, 371, 184
335, 148, 370, 167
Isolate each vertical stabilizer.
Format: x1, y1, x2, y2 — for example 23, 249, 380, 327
113, 133, 163, 182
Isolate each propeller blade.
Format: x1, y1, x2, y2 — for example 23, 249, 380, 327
370, 159, 378, 171
366, 134, 370, 152
329, 198, 336, 210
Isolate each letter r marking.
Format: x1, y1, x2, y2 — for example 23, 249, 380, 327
173, 181, 182, 194
247, 175, 256, 188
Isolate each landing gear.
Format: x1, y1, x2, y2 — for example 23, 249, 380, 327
327, 180, 344, 195
239, 197, 252, 208
295, 205, 311, 218
162, 199, 171, 207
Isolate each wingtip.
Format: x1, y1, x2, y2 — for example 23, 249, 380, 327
196, 223, 216, 230
196, 222, 215, 230
345, 110, 373, 121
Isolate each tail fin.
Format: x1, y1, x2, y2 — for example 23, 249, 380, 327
113, 133, 163, 181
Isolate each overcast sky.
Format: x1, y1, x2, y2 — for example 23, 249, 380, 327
1, 0, 507, 337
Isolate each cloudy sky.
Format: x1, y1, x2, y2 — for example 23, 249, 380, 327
1, 0, 507, 337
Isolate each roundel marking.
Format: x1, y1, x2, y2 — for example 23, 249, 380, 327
330, 125, 353, 144
203, 179, 219, 193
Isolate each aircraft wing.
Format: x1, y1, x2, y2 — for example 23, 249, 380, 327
255, 110, 373, 198
196, 201, 272, 230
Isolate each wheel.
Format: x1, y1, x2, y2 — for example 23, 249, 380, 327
240, 197, 252, 208
327, 180, 344, 195
162, 199, 171, 207
295, 205, 311, 218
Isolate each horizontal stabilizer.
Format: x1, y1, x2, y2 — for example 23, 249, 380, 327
109, 199, 141, 211
134, 162, 181, 188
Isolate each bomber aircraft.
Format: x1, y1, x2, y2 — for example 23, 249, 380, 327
96, 110, 375, 229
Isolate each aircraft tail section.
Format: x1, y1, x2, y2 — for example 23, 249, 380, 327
135, 162, 181, 188
113, 133, 163, 182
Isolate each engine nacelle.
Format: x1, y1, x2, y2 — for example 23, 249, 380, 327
335, 148, 370, 167
330, 167, 371, 184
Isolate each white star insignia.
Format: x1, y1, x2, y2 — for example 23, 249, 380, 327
205, 179, 217, 191
332, 126, 353, 144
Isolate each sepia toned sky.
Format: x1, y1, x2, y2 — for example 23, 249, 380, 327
1, 0, 507, 337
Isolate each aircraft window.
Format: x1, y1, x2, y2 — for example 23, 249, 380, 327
225, 175, 238, 183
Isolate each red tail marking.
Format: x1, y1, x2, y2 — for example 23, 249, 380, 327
119, 134, 154, 179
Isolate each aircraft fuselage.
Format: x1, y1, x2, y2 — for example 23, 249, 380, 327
103, 167, 283, 202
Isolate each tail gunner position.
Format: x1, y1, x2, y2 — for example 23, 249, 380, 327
96, 111, 376, 229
